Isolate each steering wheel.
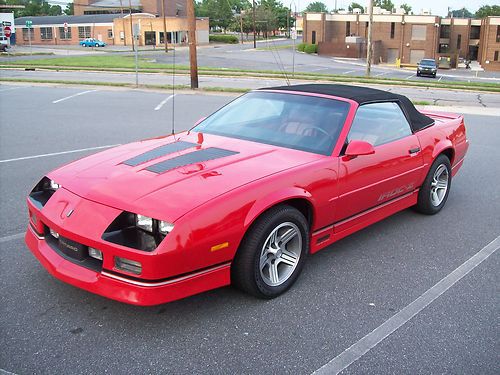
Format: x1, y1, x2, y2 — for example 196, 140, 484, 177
301, 125, 332, 138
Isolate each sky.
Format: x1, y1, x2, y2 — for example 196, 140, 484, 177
294, 0, 499, 16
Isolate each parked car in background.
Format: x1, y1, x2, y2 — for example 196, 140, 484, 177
0, 36, 10, 52
79, 38, 106, 47
417, 59, 438, 78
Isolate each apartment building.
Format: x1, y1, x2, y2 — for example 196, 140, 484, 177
303, 12, 500, 71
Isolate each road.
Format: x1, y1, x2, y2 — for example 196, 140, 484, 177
4, 39, 500, 84
2, 69, 500, 110
0, 84, 499, 374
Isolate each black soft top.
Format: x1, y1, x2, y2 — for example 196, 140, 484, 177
262, 84, 434, 132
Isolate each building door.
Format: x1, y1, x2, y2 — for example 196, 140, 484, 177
387, 48, 399, 63
144, 31, 156, 46
410, 49, 425, 64
468, 45, 478, 61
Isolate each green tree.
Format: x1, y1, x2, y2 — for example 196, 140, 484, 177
451, 7, 473, 18
64, 2, 74, 15
305, 1, 328, 13
374, 0, 394, 12
475, 5, 500, 18
348, 2, 364, 12
400, 3, 411, 14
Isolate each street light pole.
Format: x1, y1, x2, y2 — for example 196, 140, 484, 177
252, 0, 256, 48
366, 0, 373, 76
128, 0, 134, 51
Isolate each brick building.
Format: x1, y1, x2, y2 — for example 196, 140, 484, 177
74, 0, 187, 17
303, 11, 500, 71
14, 13, 209, 47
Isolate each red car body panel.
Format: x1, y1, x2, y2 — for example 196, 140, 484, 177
25, 90, 469, 305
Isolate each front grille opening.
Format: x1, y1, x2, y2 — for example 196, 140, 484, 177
44, 226, 103, 272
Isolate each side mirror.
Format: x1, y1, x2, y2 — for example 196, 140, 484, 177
344, 140, 375, 158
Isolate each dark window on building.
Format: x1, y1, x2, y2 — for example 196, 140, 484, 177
497, 26, 500, 43
312, 31, 316, 44
78, 26, 91, 39
40, 27, 53, 40
456, 34, 461, 50
438, 44, 449, 53
440, 25, 450, 39
59, 27, 72, 39
469, 25, 480, 39
346, 22, 350, 37
22, 27, 34, 41
390, 22, 395, 39
107, 29, 113, 38
495, 51, 499, 61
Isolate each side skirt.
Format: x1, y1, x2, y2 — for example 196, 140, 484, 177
310, 190, 419, 254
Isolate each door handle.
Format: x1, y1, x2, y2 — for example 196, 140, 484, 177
409, 147, 421, 155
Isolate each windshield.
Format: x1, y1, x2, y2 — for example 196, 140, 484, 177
420, 59, 436, 66
193, 91, 350, 155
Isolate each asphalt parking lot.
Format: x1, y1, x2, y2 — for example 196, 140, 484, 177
0, 84, 499, 374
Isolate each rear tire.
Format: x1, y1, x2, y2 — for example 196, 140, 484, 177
414, 154, 452, 215
231, 205, 309, 299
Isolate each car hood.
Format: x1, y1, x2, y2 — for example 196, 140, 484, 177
49, 132, 323, 222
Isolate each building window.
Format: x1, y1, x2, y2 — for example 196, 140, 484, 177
107, 29, 113, 38
456, 34, 461, 50
440, 25, 450, 39
346, 22, 350, 37
497, 26, 500, 43
78, 26, 91, 39
495, 51, 499, 61
411, 25, 426, 40
40, 27, 53, 40
22, 27, 34, 41
469, 26, 480, 40
390, 22, 395, 39
312, 30, 316, 44
438, 44, 449, 53
59, 27, 72, 39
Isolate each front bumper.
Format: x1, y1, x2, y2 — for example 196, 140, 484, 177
25, 225, 230, 306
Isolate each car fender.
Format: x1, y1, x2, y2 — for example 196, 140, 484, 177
243, 187, 314, 229
431, 140, 454, 163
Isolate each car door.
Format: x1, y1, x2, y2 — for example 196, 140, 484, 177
334, 101, 425, 222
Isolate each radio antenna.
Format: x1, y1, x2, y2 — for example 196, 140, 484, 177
171, 41, 176, 139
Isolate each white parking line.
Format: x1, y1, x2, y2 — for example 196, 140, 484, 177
374, 72, 388, 77
438, 75, 443, 82
312, 235, 500, 375
154, 94, 175, 111
311, 67, 329, 71
0, 233, 24, 244
405, 74, 415, 79
52, 90, 97, 104
0, 144, 120, 163
343, 70, 356, 74
0, 86, 25, 93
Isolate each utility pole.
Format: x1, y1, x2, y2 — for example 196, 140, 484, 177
366, 0, 373, 76
187, 0, 199, 88
119, 0, 126, 46
252, 0, 256, 48
161, 0, 168, 52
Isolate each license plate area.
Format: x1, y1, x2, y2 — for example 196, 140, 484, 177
58, 236, 87, 261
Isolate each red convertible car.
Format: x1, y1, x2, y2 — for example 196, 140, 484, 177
25, 84, 469, 305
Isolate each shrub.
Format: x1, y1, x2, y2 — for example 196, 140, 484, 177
304, 44, 318, 54
209, 34, 239, 44
296, 43, 306, 52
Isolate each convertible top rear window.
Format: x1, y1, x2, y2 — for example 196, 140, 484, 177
193, 91, 350, 155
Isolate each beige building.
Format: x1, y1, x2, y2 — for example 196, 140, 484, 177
14, 13, 209, 47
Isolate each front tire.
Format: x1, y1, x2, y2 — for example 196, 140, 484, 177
415, 154, 452, 215
231, 205, 309, 299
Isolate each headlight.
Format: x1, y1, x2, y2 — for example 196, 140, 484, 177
29, 176, 61, 208
136, 214, 153, 232
49, 179, 61, 190
159, 220, 174, 235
